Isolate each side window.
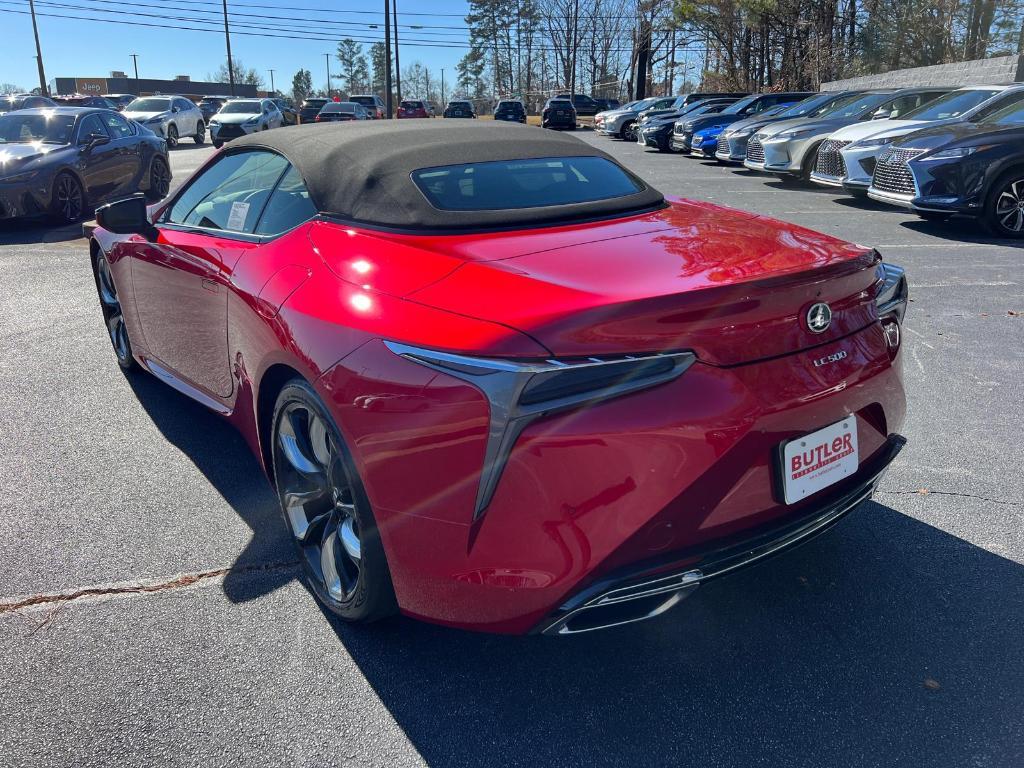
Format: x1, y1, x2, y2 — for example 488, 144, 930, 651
174, 98, 190, 112
254, 165, 318, 236
77, 114, 108, 143
973, 91, 1024, 121
101, 112, 134, 138
166, 150, 289, 234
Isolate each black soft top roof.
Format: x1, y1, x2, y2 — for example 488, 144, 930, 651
228, 121, 664, 231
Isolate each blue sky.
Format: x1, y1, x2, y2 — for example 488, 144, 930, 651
3, 0, 473, 93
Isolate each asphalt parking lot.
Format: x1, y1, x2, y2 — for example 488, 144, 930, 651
1, 131, 1022, 768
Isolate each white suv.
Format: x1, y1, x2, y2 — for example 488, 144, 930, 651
209, 99, 284, 148
123, 95, 205, 147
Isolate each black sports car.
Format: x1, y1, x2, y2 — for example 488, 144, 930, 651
0, 106, 170, 224
867, 96, 1024, 237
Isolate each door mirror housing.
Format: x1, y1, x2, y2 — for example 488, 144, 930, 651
96, 195, 156, 239
84, 132, 111, 150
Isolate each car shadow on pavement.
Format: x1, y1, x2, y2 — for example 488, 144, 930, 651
0, 219, 82, 245
123, 370, 296, 603
321, 501, 1024, 767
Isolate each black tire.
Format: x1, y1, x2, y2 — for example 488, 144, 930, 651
93, 247, 137, 371
166, 123, 178, 148
982, 171, 1024, 239
145, 156, 171, 201
50, 172, 86, 224
271, 380, 398, 624
213, 139, 224, 149
193, 121, 205, 144
775, 173, 803, 186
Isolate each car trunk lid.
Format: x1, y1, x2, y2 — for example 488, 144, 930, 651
408, 199, 882, 366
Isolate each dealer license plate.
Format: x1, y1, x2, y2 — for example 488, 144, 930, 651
781, 418, 859, 504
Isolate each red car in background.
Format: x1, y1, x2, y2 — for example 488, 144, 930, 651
397, 99, 431, 119
86, 122, 907, 635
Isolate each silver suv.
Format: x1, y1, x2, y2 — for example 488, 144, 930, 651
209, 98, 284, 147
122, 95, 205, 147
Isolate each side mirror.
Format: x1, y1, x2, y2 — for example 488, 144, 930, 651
172, 105, 180, 113
96, 195, 156, 239
84, 132, 110, 150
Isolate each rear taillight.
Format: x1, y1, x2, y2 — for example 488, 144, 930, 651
875, 262, 908, 358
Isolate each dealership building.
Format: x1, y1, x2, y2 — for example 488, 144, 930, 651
53, 73, 259, 100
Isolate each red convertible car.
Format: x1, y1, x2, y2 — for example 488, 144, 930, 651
87, 122, 908, 635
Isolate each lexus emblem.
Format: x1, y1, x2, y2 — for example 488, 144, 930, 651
806, 303, 832, 333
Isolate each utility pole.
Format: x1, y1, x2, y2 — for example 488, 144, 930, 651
324, 53, 332, 98
384, 0, 393, 117
130, 53, 140, 93
268, 68, 276, 95
222, 0, 236, 96
441, 68, 445, 107
28, 0, 48, 96
392, 0, 402, 103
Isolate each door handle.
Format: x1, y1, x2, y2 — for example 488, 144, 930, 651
201, 278, 220, 292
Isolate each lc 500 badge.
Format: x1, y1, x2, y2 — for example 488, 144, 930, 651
813, 350, 848, 367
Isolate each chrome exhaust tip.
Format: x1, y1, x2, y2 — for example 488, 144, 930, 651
540, 570, 701, 636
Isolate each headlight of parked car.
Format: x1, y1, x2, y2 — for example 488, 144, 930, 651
920, 145, 989, 161
852, 135, 895, 149
776, 127, 815, 139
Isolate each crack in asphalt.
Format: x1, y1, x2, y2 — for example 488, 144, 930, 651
877, 489, 1023, 507
0, 560, 300, 616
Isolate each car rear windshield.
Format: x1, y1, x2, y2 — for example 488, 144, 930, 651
304, 99, 327, 107
350, 96, 376, 105
127, 98, 170, 111
220, 101, 261, 113
0, 113, 76, 144
412, 156, 643, 211
322, 102, 356, 112
900, 88, 999, 120
401, 101, 424, 109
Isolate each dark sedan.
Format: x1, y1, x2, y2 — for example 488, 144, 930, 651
52, 95, 118, 109
0, 94, 57, 115
542, 98, 577, 130
315, 102, 370, 122
198, 96, 228, 123
0, 107, 170, 224
868, 96, 1024, 237
299, 98, 329, 124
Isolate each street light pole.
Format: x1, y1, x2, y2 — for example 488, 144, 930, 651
130, 53, 140, 92
383, 0, 393, 118
28, 0, 48, 96
324, 53, 332, 98
392, 0, 402, 104
222, 0, 236, 96
268, 68, 276, 95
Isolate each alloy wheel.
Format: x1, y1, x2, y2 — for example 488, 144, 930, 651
194, 122, 205, 144
148, 157, 171, 200
994, 178, 1024, 235
622, 121, 637, 141
54, 174, 84, 223
95, 252, 133, 368
273, 400, 364, 605
166, 124, 178, 148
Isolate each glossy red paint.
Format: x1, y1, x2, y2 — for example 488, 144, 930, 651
90, 195, 906, 634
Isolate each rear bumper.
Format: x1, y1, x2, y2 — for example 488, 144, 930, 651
534, 434, 905, 635
319, 320, 907, 635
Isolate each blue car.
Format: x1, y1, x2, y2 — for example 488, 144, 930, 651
672, 91, 815, 154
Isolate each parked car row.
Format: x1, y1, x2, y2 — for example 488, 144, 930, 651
593, 84, 1024, 238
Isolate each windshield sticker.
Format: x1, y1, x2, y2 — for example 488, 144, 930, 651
226, 201, 250, 231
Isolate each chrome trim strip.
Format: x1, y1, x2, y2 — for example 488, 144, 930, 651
384, 342, 696, 520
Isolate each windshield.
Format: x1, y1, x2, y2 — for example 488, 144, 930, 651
900, 89, 999, 121
777, 92, 845, 118
126, 98, 170, 112
412, 156, 642, 211
723, 95, 760, 114
323, 103, 356, 112
401, 101, 424, 109
220, 101, 260, 114
199, 99, 223, 106
979, 100, 1024, 126
0, 112, 76, 144
820, 92, 892, 119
